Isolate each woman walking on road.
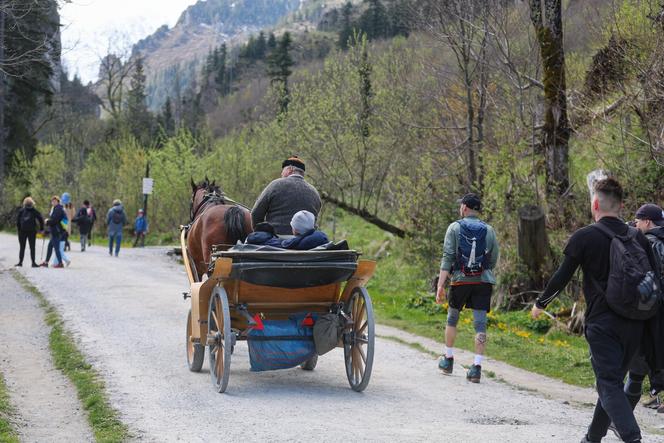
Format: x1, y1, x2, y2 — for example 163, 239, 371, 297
40, 196, 66, 268
15, 197, 45, 268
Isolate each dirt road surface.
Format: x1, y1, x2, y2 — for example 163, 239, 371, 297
1, 233, 662, 442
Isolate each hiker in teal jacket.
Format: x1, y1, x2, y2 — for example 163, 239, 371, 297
436, 193, 500, 383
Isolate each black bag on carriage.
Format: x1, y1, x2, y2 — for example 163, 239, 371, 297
247, 314, 316, 371
313, 313, 345, 356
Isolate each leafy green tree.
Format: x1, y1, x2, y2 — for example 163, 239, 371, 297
267, 32, 295, 114
158, 97, 176, 137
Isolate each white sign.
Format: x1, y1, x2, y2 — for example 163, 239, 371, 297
142, 178, 154, 195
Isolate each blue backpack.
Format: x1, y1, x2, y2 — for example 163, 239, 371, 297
455, 219, 488, 277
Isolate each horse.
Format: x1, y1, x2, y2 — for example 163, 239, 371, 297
186, 177, 252, 280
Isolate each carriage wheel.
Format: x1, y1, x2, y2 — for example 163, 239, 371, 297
186, 309, 205, 372
344, 287, 375, 392
300, 355, 318, 371
208, 287, 232, 393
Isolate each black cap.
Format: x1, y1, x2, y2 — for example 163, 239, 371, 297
282, 156, 305, 171
458, 193, 481, 211
635, 203, 664, 226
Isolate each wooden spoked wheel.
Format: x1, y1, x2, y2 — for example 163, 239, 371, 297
207, 287, 232, 393
186, 309, 205, 372
344, 287, 375, 392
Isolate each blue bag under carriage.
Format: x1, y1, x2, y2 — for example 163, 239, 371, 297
247, 316, 316, 372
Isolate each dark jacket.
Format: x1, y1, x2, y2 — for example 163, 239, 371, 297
16, 207, 44, 233
246, 231, 283, 248
281, 230, 329, 250
251, 175, 322, 235
73, 207, 93, 235
46, 204, 66, 236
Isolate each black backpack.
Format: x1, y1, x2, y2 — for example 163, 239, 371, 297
111, 210, 123, 225
592, 223, 662, 320
19, 209, 36, 231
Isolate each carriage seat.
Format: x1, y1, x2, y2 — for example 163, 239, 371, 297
212, 243, 359, 288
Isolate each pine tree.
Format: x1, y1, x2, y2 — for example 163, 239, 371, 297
360, 0, 389, 40
256, 31, 267, 59
158, 96, 175, 137
387, 0, 410, 38
338, 2, 354, 49
267, 32, 295, 114
267, 32, 277, 49
126, 57, 153, 143
214, 43, 227, 95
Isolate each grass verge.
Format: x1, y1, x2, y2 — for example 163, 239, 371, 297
11, 270, 129, 443
0, 373, 19, 443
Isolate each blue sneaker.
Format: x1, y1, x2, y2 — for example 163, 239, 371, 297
438, 356, 454, 374
467, 364, 481, 383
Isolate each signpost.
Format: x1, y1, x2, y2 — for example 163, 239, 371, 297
142, 163, 152, 218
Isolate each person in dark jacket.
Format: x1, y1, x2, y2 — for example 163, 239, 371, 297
245, 222, 284, 247
107, 199, 127, 257
532, 179, 660, 443
15, 196, 44, 267
631, 204, 664, 413
40, 196, 65, 268
251, 156, 322, 235
73, 200, 93, 251
281, 210, 329, 250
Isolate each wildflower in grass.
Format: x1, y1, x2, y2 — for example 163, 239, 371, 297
497, 322, 507, 331
514, 330, 531, 339
462, 317, 472, 325
538, 338, 545, 344
553, 339, 570, 348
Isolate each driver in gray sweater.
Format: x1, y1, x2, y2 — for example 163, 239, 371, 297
251, 156, 322, 236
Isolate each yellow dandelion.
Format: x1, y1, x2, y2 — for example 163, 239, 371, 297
514, 330, 531, 339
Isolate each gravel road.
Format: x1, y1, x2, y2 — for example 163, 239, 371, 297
1, 233, 662, 442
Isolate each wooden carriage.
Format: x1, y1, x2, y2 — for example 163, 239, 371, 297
181, 231, 377, 393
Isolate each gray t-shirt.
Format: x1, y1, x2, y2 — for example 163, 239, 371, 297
251, 175, 322, 235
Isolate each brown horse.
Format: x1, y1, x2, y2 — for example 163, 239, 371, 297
186, 178, 252, 280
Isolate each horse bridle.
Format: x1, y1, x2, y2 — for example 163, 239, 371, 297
190, 189, 226, 222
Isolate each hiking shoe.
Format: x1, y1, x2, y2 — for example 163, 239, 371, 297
643, 394, 661, 409
39, 261, 48, 268
580, 436, 600, 443
52, 263, 64, 268
438, 356, 454, 374
65, 259, 71, 267
467, 364, 482, 383
31, 263, 39, 268
14, 262, 22, 267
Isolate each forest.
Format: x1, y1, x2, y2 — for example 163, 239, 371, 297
1, 0, 664, 330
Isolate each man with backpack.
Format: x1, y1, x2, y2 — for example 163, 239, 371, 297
532, 178, 661, 443
631, 203, 664, 414
436, 193, 500, 383
106, 200, 127, 257
73, 200, 93, 251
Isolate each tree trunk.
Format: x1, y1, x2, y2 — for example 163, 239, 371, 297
529, 0, 570, 198
321, 192, 408, 238
0, 6, 5, 192
517, 205, 550, 286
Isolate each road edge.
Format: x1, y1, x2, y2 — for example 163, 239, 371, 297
11, 270, 130, 443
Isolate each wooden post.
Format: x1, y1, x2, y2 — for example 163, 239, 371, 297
517, 205, 550, 286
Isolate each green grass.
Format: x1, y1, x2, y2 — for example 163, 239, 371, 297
0, 373, 19, 443
321, 210, 596, 388
11, 271, 129, 443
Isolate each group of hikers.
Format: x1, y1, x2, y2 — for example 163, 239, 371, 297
14, 194, 149, 267
249, 157, 664, 443
12, 155, 664, 442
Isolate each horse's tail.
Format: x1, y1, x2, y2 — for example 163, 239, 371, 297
224, 205, 247, 245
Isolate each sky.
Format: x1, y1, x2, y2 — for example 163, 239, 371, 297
60, 0, 199, 84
